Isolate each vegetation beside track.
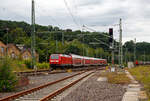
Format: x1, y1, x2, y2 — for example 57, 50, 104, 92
0, 58, 18, 92
12, 60, 31, 72
36, 62, 50, 70
11, 59, 50, 72
129, 65, 150, 99
100, 70, 131, 84
0, 57, 50, 92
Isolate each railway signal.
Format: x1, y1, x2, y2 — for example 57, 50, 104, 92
109, 28, 113, 43
109, 28, 115, 69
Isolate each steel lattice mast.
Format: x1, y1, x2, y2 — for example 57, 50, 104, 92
31, 0, 36, 69
119, 18, 123, 67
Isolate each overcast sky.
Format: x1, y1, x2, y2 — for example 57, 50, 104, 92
0, 0, 150, 43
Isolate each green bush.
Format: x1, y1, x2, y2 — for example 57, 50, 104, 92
36, 62, 50, 70
23, 60, 32, 69
0, 58, 18, 92
11, 60, 29, 72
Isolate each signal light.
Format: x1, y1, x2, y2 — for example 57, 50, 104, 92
109, 28, 113, 43
109, 28, 113, 36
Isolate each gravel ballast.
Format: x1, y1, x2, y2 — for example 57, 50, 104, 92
60, 71, 126, 101
0, 72, 78, 98
15, 71, 93, 101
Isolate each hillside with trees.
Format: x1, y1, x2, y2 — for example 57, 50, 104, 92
124, 41, 150, 62
0, 20, 150, 63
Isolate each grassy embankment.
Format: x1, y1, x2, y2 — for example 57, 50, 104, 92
11, 60, 50, 72
129, 65, 150, 100
100, 68, 131, 84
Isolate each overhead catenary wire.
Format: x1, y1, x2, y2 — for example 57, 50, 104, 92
83, 24, 121, 42
35, 0, 120, 42
35, 0, 84, 31
48, 15, 62, 28
84, 24, 119, 32
63, 0, 81, 29
71, 0, 83, 29
35, 5, 62, 29
83, 25, 111, 38
89, 24, 119, 27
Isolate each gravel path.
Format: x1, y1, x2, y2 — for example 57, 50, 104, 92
0, 72, 78, 99
60, 71, 126, 101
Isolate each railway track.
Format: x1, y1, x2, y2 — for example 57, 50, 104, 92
0, 70, 95, 101
14, 70, 66, 76
15, 66, 105, 76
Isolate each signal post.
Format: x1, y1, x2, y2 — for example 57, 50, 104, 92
109, 28, 115, 71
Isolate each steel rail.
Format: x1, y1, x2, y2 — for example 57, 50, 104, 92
15, 66, 106, 76
0, 71, 86, 101
40, 71, 94, 101
14, 70, 65, 75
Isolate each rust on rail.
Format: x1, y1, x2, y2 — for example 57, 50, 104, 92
0, 71, 86, 101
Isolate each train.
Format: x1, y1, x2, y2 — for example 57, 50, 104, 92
135, 60, 150, 65
49, 54, 107, 69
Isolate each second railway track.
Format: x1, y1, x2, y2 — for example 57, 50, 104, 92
15, 66, 104, 76
0, 70, 95, 101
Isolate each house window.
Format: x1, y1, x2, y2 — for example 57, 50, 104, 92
0, 47, 4, 53
25, 55, 28, 59
23, 53, 29, 60
11, 52, 15, 58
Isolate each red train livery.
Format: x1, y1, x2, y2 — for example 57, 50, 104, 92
49, 54, 107, 69
135, 60, 150, 65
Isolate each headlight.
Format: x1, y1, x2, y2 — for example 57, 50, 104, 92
51, 60, 59, 62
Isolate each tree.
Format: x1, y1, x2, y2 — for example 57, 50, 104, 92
65, 45, 80, 55
88, 48, 95, 57
95, 48, 104, 58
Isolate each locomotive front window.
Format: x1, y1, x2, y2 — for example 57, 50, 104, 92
51, 55, 59, 59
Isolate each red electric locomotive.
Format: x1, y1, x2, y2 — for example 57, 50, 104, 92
49, 54, 72, 69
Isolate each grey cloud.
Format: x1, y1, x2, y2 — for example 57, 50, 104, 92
0, 0, 150, 43
76, 0, 103, 7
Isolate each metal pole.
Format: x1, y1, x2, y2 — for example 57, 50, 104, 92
118, 36, 120, 65
144, 51, 146, 63
112, 35, 114, 66
82, 31, 84, 56
82, 25, 84, 65
86, 47, 89, 56
55, 29, 58, 53
62, 32, 64, 45
134, 38, 136, 62
125, 47, 128, 64
119, 18, 123, 67
31, 0, 36, 70
6, 28, 9, 57
46, 49, 48, 63
56, 40, 58, 53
